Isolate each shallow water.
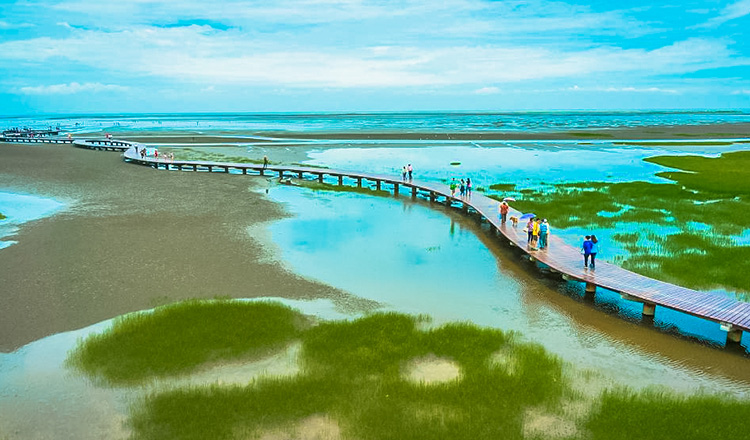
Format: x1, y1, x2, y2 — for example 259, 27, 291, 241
0, 297, 347, 440
0, 191, 66, 249
266, 185, 750, 395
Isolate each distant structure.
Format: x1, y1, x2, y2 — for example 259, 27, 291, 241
2, 127, 60, 138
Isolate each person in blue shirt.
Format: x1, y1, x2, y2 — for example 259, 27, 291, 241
589, 235, 599, 269
581, 235, 593, 268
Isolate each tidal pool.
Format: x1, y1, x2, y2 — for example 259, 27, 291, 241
265, 184, 750, 395
0, 191, 66, 249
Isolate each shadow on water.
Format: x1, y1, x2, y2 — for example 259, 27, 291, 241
266, 184, 750, 394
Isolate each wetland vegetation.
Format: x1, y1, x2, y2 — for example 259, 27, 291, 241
491, 151, 750, 295
68, 300, 750, 440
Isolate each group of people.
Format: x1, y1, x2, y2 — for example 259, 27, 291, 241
449, 177, 472, 198
401, 164, 414, 181
135, 146, 174, 162
524, 217, 550, 250
581, 235, 600, 269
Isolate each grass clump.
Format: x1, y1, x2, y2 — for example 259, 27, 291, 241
299, 180, 391, 197
586, 389, 750, 440
488, 182, 516, 191
614, 141, 735, 147
67, 300, 307, 385
174, 148, 266, 165
129, 311, 567, 440
645, 150, 750, 196
508, 159, 750, 293
0, 212, 5, 220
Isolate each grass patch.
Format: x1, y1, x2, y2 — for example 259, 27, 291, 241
488, 183, 516, 191
299, 180, 392, 197
128, 311, 567, 440
67, 300, 307, 385
565, 131, 613, 138
586, 388, 750, 440
450, 161, 461, 166
173, 148, 266, 165
614, 141, 735, 147
509, 167, 750, 293
645, 150, 750, 196
0, 212, 5, 220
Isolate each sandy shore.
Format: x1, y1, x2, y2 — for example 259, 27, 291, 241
0, 142, 372, 352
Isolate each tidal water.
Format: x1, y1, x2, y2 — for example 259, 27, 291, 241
265, 185, 750, 396
3, 110, 750, 134
0, 192, 66, 249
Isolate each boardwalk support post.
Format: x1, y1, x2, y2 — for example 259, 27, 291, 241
338, 175, 343, 185
721, 323, 743, 345
642, 302, 656, 317
394, 183, 399, 195
376, 180, 381, 191
318, 173, 323, 183
585, 282, 596, 293
412, 186, 417, 198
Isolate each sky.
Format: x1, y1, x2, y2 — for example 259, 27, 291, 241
1, 0, 750, 114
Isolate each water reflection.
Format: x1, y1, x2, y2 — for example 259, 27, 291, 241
266, 185, 750, 395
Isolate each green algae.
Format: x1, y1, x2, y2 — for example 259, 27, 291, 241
67, 300, 307, 385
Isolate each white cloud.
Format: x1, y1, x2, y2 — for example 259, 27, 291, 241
703, 0, 750, 26
732, 89, 750, 95
0, 20, 34, 29
0, 24, 744, 90
18, 82, 129, 95
473, 87, 500, 95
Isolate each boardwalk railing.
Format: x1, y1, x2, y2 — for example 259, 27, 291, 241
8, 137, 749, 347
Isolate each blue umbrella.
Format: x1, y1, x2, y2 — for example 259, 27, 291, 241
519, 213, 536, 220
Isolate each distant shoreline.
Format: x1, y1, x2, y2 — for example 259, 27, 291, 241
109, 122, 750, 143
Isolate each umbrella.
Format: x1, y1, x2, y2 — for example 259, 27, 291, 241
519, 213, 535, 220
502, 197, 516, 202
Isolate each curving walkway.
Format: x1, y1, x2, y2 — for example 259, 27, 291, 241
8, 137, 749, 347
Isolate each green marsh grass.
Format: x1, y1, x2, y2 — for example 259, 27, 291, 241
0, 212, 5, 220
174, 148, 266, 165
509, 157, 750, 294
585, 389, 750, 440
646, 150, 750, 196
614, 141, 735, 147
299, 180, 392, 197
128, 311, 567, 440
488, 183, 517, 192
67, 300, 307, 385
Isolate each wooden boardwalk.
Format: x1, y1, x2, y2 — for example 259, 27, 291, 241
6, 137, 748, 346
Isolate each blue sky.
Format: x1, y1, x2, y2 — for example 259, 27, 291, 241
1, 0, 750, 114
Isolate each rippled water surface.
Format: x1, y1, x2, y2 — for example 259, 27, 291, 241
266, 185, 750, 394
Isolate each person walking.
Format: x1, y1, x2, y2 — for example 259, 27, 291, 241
450, 178, 457, 197
581, 236, 593, 268
459, 179, 466, 197
407, 163, 413, 180
499, 202, 509, 223
589, 235, 599, 269
402, 166, 408, 181
263, 155, 269, 169
530, 218, 541, 249
525, 218, 534, 243
466, 178, 472, 196
539, 219, 550, 249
